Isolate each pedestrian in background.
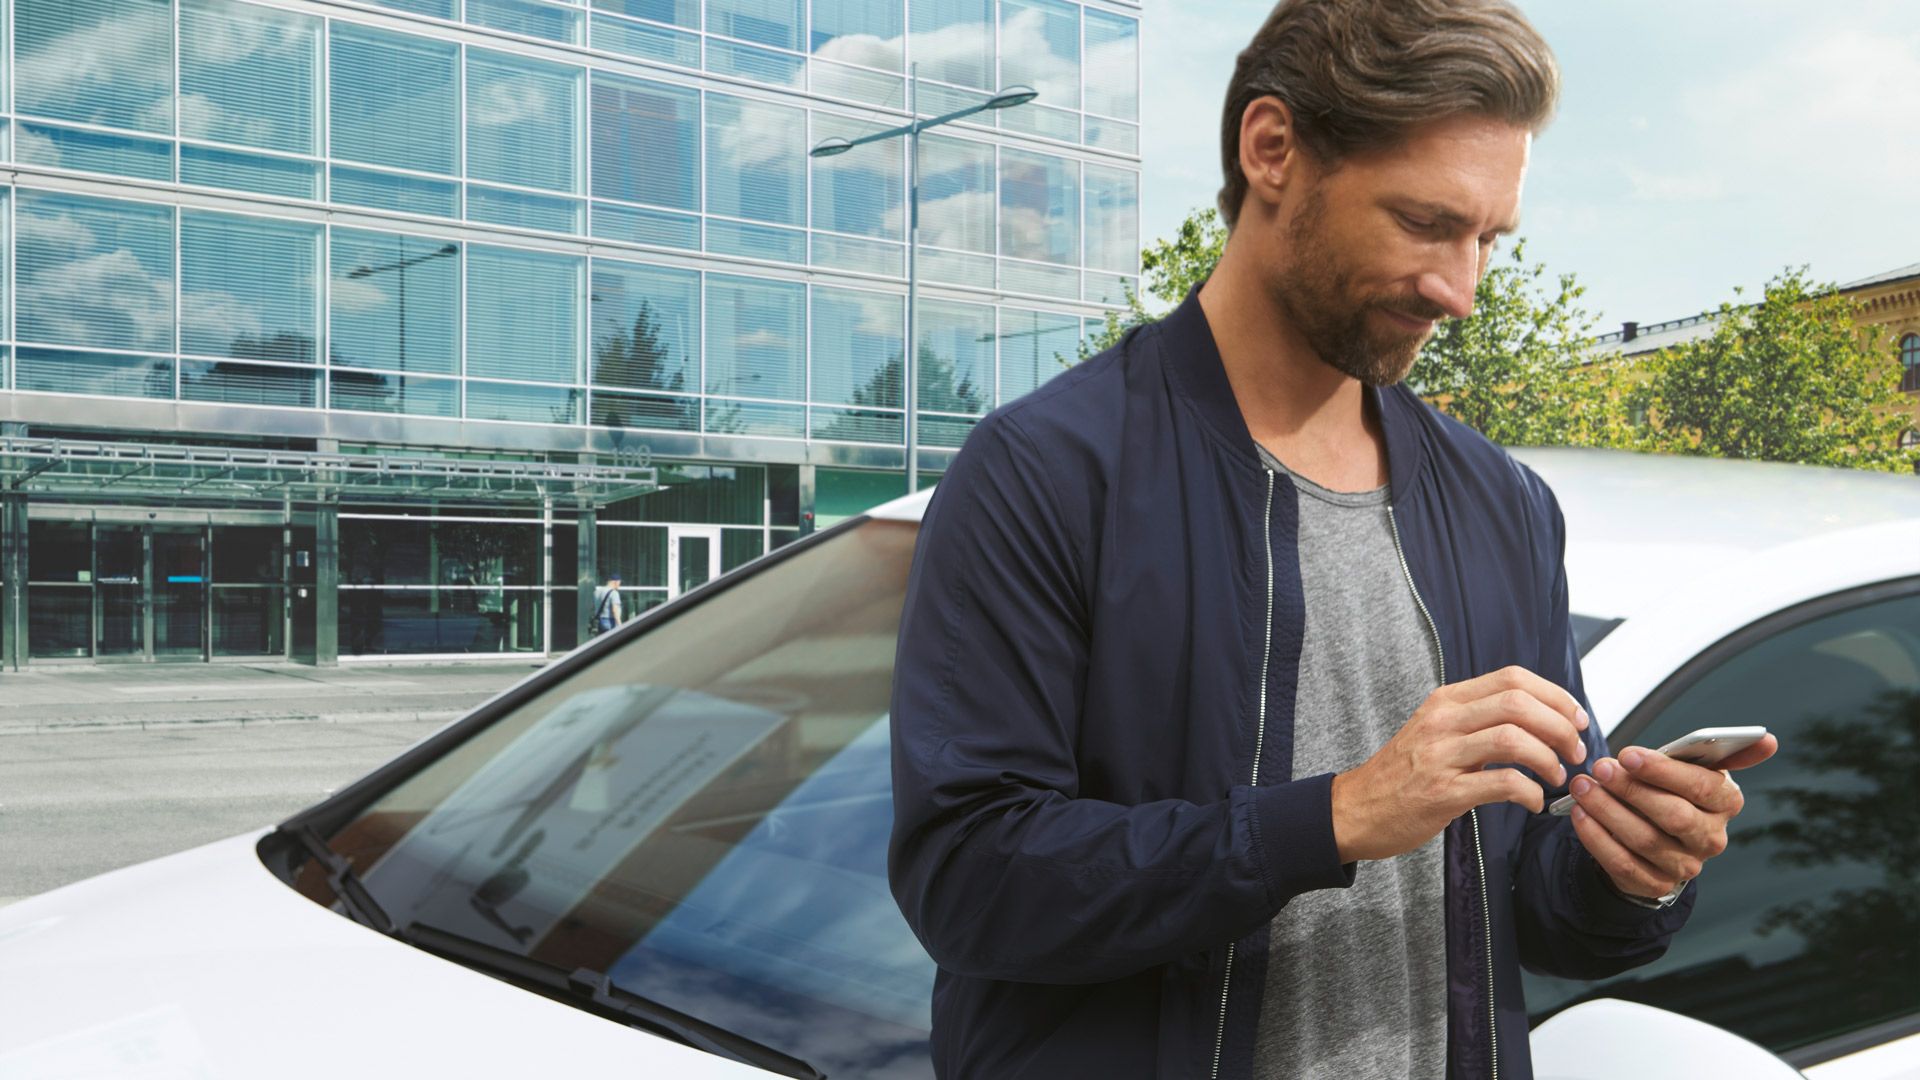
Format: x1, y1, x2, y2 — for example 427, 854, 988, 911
591, 574, 623, 635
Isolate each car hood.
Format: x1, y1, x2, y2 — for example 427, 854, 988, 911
0, 833, 768, 1079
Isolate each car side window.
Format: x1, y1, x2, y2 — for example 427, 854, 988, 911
1524, 588, 1920, 1061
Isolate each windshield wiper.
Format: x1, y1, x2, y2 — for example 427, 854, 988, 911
283, 827, 823, 1078
290, 824, 396, 936
402, 920, 827, 1080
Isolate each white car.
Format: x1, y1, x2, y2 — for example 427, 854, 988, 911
2, 448, 1916, 1080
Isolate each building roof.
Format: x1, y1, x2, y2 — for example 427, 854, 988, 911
1587, 311, 1723, 358
1587, 259, 1919, 360
1842, 262, 1920, 291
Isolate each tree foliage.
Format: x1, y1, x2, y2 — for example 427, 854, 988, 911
1408, 241, 1634, 449
1073, 206, 1917, 473
1081, 207, 1230, 360
1628, 268, 1915, 472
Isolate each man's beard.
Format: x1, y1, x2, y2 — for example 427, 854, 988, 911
1269, 189, 1447, 388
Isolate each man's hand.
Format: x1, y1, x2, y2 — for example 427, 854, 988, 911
1331, 666, 1588, 863
1568, 735, 1778, 899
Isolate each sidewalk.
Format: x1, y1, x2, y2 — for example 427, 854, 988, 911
0, 660, 545, 735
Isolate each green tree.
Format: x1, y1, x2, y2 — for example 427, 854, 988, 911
1628, 268, 1916, 472
813, 344, 987, 443
1080, 208, 1632, 449
1408, 241, 1636, 449
1081, 207, 1230, 359
592, 301, 699, 432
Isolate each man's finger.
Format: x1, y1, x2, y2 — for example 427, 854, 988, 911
1449, 726, 1567, 786
1590, 757, 1712, 841
1459, 767, 1546, 815
1716, 733, 1779, 773
1442, 665, 1588, 733
1568, 802, 1678, 898
1620, 748, 1742, 814
1451, 689, 1587, 766
1570, 776, 1699, 882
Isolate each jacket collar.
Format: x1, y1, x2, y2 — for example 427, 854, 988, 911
1156, 282, 1428, 504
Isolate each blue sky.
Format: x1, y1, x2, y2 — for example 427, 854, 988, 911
1139, 1, 1920, 331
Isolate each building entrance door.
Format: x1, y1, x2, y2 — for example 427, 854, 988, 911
152, 528, 207, 659
92, 524, 208, 662
666, 526, 722, 601
95, 525, 144, 660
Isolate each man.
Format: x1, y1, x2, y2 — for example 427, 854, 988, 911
887, 1, 1777, 1077
592, 574, 623, 635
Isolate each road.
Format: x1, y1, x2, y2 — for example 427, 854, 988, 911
0, 718, 447, 904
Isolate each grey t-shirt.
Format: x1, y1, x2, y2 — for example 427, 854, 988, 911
1251, 443, 1448, 1080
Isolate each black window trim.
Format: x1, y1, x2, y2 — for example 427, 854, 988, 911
1603, 572, 1920, 1069
262, 511, 881, 878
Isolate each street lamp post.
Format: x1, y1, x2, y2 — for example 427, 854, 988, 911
812, 69, 1037, 493
347, 241, 459, 379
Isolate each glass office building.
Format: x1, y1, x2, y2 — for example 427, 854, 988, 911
0, 0, 1140, 666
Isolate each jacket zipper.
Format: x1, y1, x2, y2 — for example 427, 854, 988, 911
1211, 468, 1277, 1079
1387, 503, 1497, 1080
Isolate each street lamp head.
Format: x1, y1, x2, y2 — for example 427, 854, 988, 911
810, 137, 855, 158
987, 85, 1039, 110
347, 265, 374, 280
436, 243, 458, 255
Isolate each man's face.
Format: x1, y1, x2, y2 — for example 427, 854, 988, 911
1263, 114, 1530, 387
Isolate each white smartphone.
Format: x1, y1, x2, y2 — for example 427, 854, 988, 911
1547, 725, 1768, 816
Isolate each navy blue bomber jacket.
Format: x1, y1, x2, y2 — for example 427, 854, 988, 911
887, 287, 1695, 1079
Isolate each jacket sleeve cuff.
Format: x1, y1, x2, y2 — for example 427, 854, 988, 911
1248, 772, 1357, 905
1568, 839, 1696, 931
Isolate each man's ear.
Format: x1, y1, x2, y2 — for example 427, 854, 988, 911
1238, 96, 1309, 221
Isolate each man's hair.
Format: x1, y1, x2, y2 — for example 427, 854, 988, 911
1218, 0, 1560, 230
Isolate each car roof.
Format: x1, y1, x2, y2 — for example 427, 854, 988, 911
866, 447, 1920, 622
1509, 447, 1920, 620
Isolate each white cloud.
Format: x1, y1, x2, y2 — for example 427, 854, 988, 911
14, 127, 63, 168
329, 275, 392, 315
889, 190, 995, 250
176, 93, 275, 146
1683, 28, 1920, 201
1623, 166, 1724, 203
19, 249, 173, 353
812, 31, 902, 73
15, 9, 171, 126
180, 289, 266, 347
470, 77, 556, 129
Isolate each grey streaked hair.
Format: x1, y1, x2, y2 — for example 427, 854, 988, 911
1218, 0, 1560, 229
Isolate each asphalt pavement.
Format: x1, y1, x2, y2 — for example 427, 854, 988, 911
0, 660, 542, 905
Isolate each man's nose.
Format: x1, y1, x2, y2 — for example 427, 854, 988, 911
1416, 243, 1479, 321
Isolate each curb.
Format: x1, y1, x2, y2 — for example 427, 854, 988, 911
0, 709, 469, 737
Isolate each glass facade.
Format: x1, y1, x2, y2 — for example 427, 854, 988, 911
0, 0, 1139, 664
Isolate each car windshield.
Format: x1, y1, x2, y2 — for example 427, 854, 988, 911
307, 519, 936, 1077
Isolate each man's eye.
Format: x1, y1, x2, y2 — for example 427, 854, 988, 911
1398, 214, 1437, 234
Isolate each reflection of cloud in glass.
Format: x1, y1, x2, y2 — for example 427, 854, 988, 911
813, 31, 901, 73
997, 7, 1078, 108
709, 95, 804, 174
893, 191, 994, 251
177, 93, 273, 145
187, 2, 310, 67
14, 127, 63, 168
470, 78, 556, 129
180, 289, 266, 347
16, 7, 172, 132
20, 249, 173, 352
329, 274, 391, 315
